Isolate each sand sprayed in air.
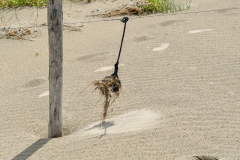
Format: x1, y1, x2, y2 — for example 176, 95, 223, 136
81, 109, 160, 135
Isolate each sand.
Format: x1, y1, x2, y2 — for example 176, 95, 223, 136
0, 0, 240, 159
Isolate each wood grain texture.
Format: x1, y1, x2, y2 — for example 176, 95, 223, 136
47, 0, 63, 138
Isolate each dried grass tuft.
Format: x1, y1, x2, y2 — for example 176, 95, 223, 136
93, 76, 121, 120
105, 6, 143, 17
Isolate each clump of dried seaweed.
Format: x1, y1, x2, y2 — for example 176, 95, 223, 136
93, 76, 121, 120
104, 6, 143, 17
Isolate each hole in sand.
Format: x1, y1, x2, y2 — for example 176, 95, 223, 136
176, 155, 219, 160
159, 19, 186, 26
152, 43, 170, 51
23, 78, 46, 88
133, 36, 154, 42
192, 156, 219, 160
76, 52, 108, 62
94, 64, 125, 72
81, 109, 160, 135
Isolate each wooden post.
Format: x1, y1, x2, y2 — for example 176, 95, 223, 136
47, 0, 63, 138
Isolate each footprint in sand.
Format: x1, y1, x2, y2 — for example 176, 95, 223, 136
188, 29, 213, 34
94, 64, 125, 72
133, 36, 154, 42
176, 155, 220, 160
76, 52, 108, 62
152, 43, 170, 52
23, 78, 46, 88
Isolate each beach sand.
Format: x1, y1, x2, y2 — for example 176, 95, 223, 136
0, 0, 240, 159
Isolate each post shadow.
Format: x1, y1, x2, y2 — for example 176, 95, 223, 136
12, 138, 51, 160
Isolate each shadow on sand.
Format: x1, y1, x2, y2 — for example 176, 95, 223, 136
84, 121, 115, 131
84, 121, 115, 138
12, 138, 51, 160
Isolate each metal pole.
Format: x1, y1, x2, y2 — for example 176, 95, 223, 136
112, 17, 129, 77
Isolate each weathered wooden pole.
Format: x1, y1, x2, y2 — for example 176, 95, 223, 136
47, 0, 63, 138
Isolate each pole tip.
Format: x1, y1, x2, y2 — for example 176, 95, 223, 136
121, 17, 129, 23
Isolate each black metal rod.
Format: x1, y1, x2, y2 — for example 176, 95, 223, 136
112, 17, 128, 77
117, 18, 128, 63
